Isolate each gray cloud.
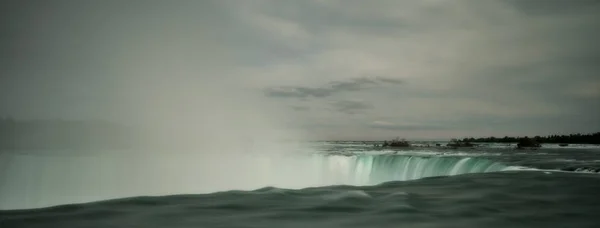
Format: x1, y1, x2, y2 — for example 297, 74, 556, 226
502, 0, 600, 15
331, 100, 374, 115
374, 77, 404, 85
369, 121, 449, 131
290, 106, 310, 112
1, 0, 599, 140
265, 87, 331, 98
264, 77, 403, 99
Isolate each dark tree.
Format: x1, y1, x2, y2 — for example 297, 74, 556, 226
464, 132, 600, 144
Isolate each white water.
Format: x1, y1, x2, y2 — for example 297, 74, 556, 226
313, 155, 506, 185
0, 151, 506, 210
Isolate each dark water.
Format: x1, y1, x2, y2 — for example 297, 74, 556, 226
1, 143, 600, 227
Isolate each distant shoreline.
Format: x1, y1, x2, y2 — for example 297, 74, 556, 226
448, 132, 600, 145
314, 132, 600, 145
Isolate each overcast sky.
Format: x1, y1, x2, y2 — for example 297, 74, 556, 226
1, 0, 599, 140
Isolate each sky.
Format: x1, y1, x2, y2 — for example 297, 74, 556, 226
1, 0, 599, 141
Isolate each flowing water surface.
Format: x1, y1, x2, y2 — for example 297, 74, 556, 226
1, 142, 599, 227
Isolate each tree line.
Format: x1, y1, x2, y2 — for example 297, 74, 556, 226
458, 132, 600, 144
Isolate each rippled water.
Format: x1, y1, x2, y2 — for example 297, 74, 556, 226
1, 142, 600, 227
